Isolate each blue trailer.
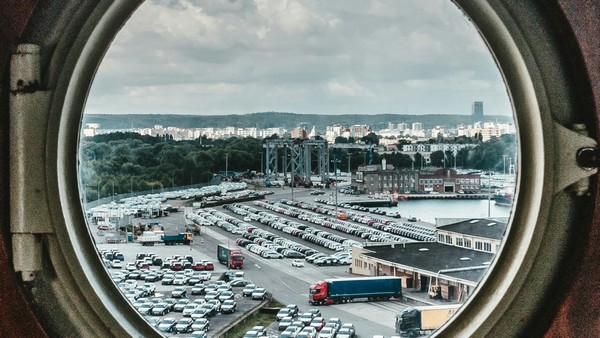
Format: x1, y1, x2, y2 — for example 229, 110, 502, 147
309, 276, 402, 305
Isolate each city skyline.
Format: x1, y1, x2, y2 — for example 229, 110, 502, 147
85, 0, 513, 117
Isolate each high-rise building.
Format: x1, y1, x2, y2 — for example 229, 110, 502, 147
472, 101, 484, 122
412, 122, 423, 131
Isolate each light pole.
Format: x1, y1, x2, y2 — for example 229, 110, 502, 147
333, 150, 340, 211
487, 171, 492, 217
502, 154, 508, 175
225, 153, 228, 181
291, 155, 295, 199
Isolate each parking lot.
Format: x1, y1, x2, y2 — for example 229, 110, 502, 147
90, 185, 412, 337
97, 242, 267, 336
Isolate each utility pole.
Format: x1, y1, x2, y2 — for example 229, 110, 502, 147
225, 153, 228, 180
291, 156, 294, 199
502, 154, 508, 175
347, 153, 351, 175
488, 171, 492, 217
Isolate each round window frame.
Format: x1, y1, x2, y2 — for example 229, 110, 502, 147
23, 1, 593, 337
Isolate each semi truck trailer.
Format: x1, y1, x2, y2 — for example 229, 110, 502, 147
308, 276, 402, 305
137, 231, 193, 246
217, 244, 245, 269
395, 304, 461, 337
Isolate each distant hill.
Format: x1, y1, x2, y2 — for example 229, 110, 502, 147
83, 112, 513, 132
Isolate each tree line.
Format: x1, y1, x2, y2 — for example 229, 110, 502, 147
79, 132, 516, 201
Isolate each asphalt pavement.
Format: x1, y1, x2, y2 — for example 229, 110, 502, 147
94, 187, 410, 337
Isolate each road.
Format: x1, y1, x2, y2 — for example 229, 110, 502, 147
96, 187, 410, 337
183, 188, 407, 337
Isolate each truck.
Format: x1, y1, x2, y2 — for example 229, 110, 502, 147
308, 276, 402, 305
137, 231, 193, 246
217, 244, 244, 269
137, 231, 162, 246
395, 304, 462, 337
163, 232, 193, 245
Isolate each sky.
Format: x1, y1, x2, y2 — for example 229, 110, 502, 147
85, 0, 513, 117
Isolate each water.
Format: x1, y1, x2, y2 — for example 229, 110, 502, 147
386, 199, 512, 224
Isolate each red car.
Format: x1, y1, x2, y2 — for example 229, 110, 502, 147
203, 261, 214, 271
192, 262, 205, 271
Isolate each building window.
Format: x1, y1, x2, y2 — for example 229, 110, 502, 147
438, 234, 444, 242
456, 238, 464, 247
446, 236, 453, 244
464, 239, 472, 248
475, 241, 483, 251
484, 242, 492, 252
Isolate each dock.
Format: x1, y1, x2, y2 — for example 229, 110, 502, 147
401, 193, 491, 200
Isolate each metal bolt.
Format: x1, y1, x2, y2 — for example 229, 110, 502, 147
576, 147, 599, 169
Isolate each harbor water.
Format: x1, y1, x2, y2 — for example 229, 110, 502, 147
385, 199, 513, 224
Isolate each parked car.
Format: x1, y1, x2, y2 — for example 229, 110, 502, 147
242, 284, 257, 297
191, 283, 206, 295
190, 307, 211, 320
220, 299, 237, 314
157, 317, 177, 333
204, 290, 220, 301
292, 259, 305, 267
171, 286, 187, 298
189, 330, 208, 338
279, 316, 294, 331
191, 318, 210, 331
310, 317, 326, 331
173, 299, 190, 312
150, 303, 170, 316
251, 288, 267, 300
337, 327, 355, 338
219, 291, 235, 301
182, 304, 198, 317
137, 303, 153, 315
277, 308, 294, 321
299, 312, 315, 326
317, 327, 337, 338
175, 318, 194, 333
229, 279, 252, 287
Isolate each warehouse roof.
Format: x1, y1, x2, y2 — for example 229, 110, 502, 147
437, 218, 507, 240
362, 242, 495, 283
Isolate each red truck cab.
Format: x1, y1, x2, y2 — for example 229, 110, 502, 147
309, 281, 333, 305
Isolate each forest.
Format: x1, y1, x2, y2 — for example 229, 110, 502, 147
79, 132, 516, 202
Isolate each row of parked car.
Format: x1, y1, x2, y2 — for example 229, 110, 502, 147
282, 198, 436, 242
274, 304, 356, 338
249, 201, 359, 252
305, 251, 352, 266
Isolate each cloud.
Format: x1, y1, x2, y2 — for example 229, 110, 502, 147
327, 79, 375, 97
85, 0, 513, 117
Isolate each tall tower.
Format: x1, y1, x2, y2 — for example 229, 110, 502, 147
472, 101, 483, 123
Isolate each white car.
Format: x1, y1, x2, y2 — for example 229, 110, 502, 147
198, 271, 211, 281
292, 259, 305, 267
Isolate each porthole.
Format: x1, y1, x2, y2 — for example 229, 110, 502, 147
3, 1, 596, 337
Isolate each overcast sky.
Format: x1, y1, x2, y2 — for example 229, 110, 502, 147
85, 0, 513, 117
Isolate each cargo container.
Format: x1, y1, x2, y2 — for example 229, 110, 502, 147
137, 231, 193, 246
308, 276, 402, 305
217, 244, 244, 269
395, 304, 461, 337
